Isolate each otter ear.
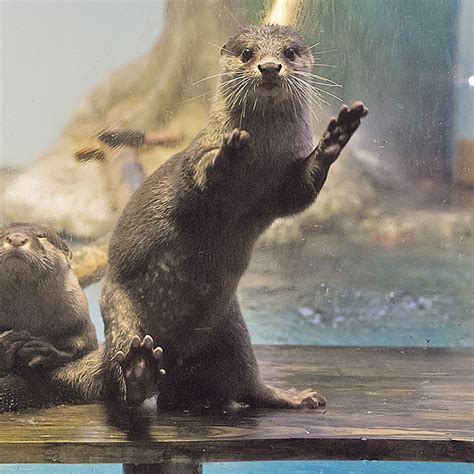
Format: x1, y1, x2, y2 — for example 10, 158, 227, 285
51, 235, 73, 261
59, 240, 73, 261
65, 245, 73, 261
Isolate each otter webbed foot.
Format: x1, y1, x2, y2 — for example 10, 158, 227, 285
115, 335, 165, 407
316, 101, 368, 165
243, 384, 327, 409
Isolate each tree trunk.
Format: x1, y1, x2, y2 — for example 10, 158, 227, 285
1, 0, 244, 238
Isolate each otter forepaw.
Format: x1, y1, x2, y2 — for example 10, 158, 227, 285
222, 128, 250, 154
115, 335, 165, 407
319, 101, 368, 164
0, 330, 32, 372
16, 337, 62, 368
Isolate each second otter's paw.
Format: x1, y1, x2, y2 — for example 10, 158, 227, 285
115, 335, 166, 407
16, 337, 63, 368
0, 330, 32, 372
222, 128, 250, 154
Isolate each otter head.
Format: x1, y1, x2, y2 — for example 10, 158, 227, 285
0, 223, 73, 284
220, 24, 314, 110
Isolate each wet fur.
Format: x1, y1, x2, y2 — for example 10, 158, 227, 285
97, 25, 368, 409
0, 223, 101, 411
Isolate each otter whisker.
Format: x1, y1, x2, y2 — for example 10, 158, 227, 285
181, 90, 214, 104
290, 78, 327, 116
308, 48, 339, 56
240, 87, 250, 127
251, 82, 258, 113
227, 78, 251, 110
291, 75, 338, 104
212, 76, 248, 104
294, 71, 341, 87
291, 78, 314, 120
219, 75, 248, 93
199, 39, 233, 56
301, 42, 320, 53
289, 76, 322, 114
225, 83, 247, 109
283, 78, 299, 120
221, 78, 248, 106
293, 74, 342, 103
193, 73, 229, 86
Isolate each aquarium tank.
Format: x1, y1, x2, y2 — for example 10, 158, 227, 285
0, 0, 472, 473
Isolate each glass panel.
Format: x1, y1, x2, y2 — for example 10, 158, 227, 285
1, 0, 472, 473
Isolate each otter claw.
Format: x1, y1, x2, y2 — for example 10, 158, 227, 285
142, 335, 153, 349
153, 347, 163, 359
116, 335, 166, 406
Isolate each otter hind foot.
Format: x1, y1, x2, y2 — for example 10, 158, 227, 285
283, 388, 327, 409
115, 335, 166, 407
244, 385, 327, 409
319, 101, 368, 164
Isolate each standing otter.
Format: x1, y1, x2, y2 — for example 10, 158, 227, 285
100, 24, 368, 408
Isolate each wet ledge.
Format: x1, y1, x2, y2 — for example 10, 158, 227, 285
0, 346, 472, 468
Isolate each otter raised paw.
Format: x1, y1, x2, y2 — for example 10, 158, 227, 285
115, 335, 165, 407
317, 101, 369, 165
198, 128, 251, 189
221, 128, 250, 155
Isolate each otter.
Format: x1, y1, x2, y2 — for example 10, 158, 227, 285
0, 223, 99, 410
0, 222, 164, 411
100, 24, 368, 408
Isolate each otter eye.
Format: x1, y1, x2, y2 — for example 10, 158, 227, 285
284, 48, 297, 61
241, 48, 253, 63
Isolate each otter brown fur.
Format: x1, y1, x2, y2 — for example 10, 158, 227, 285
100, 24, 368, 408
0, 223, 99, 411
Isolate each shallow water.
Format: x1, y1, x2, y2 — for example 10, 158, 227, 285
241, 231, 474, 348
1, 460, 472, 473
85, 230, 474, 348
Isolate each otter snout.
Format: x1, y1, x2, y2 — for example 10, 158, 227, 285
5, 233, 29, 248
258, 62, 282, 81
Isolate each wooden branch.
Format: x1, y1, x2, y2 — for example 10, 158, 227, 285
71, 242, 109, 288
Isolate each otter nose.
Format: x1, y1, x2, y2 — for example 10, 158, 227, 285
5, 233, 29, 248
258, 62, 282, 79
